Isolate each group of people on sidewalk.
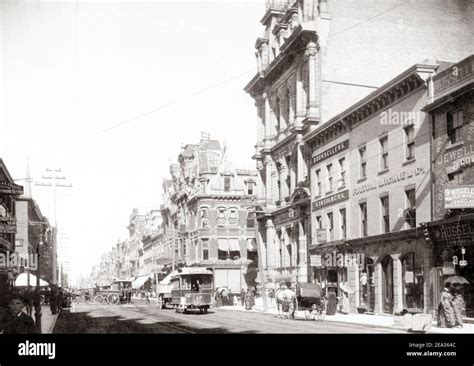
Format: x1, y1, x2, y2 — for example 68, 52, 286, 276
437, 282, 465, 328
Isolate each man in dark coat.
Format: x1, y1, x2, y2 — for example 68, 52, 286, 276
1, 295, 36, 334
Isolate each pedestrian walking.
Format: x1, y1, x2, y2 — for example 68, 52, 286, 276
145, 291, 150, 305
452, 287, 465, 328
326, 289, 337, 315
437, 283, 455, 328
240, 288, 245, 306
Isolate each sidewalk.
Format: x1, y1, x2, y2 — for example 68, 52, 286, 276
33, 305, 59, 334
218, 298, 474, 334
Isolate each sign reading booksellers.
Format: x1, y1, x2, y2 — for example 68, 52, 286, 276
311, 140, 349, 166
445, 185, 474, 209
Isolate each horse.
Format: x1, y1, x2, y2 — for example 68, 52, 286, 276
275, 288, 296, 319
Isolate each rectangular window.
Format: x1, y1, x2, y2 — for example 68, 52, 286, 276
338, 157, 346, 188
448, 170, 463, 184
359, 146, 367, 179
405, 125, 415, 160
224, 176, 231, 192
315, 169, 321, 196
201, 239, 209, 260
316, 215, 322, 229
405, 189, 416, 228
217, 208, 227, 227
229, 209, 238, 226
380, 136, 389, 170
327, 212, 334, 241
327, 164, 333, 192
447, 109, 464, 144
340, 208, 346, 239
200, 208, 209, 228
381, 196, 390, 233
246, 212, 255, 228
360, 202, 368, 237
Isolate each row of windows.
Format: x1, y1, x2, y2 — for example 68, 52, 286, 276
313, 125, 416, 197
314, 157, 346, 196
358, 124, 415, 180
199, 208, 255, 228
315, 188, 416, 241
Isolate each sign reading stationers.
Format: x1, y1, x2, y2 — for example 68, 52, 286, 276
312, 190, 349, 211
311, 140, 349, 166
445, 185, 474, 209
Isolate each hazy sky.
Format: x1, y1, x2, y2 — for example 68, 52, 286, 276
0, 0, 264, 284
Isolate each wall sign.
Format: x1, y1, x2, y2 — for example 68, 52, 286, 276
312, 190, 349, 211
311, 140, 349, 166
445, 185, 474, 209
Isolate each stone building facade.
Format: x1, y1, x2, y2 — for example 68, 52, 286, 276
245, 0, 474, 308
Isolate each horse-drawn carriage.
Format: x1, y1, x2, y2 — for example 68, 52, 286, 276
275, 282, 325, 321
93, 279, 132, 305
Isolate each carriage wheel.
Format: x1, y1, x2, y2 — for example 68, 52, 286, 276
94, 295, 104, 304
107, 294, 120, 305
304, 310, 315, 320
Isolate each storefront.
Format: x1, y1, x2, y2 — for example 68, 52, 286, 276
428, 215, 474, 318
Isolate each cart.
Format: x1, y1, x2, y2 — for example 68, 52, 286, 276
93, 279, 132, 305
294, 283, 325, 321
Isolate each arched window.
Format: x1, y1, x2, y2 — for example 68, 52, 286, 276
401, 252, 424, 311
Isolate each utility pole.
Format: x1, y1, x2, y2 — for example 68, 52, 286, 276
35, 168, 72, 287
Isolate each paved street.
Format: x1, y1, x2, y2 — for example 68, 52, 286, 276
53, 302, 404, 334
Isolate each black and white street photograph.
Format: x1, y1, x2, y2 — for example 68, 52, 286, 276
0, 0, 474, 362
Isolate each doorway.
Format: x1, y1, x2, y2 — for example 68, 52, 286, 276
381, 255, 394, 313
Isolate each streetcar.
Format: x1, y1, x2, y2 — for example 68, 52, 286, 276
170, 267, 214, 314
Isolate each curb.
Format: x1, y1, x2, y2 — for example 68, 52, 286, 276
216, 307, 466, 333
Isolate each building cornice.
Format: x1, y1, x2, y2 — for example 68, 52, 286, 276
244, 25, 317, 98
304, 63, 438, 148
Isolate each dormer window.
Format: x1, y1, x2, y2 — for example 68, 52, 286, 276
224, 176, 231, 192
246, 180, 255, 195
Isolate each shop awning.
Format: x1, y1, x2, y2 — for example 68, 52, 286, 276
217, 239, 240, 251
15, 273, 49, 287
132, 275, 151, 289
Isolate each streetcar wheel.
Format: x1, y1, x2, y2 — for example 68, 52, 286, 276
94, 295, 104, 304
